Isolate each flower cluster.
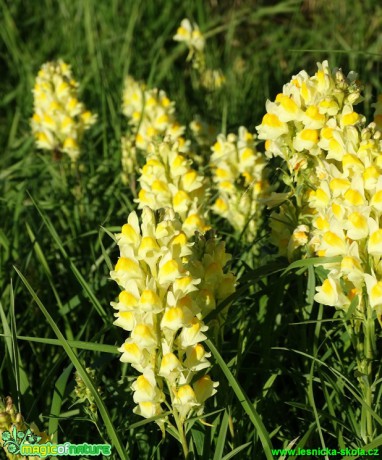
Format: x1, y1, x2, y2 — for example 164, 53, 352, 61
173, 19, 205, 68
73, 368, 101, 419
31, 60, 97, 161
307, 122, 382, 321
173, 19, 225, 91
121, 135, 138, 183
256, 60, 364, 258
110, 207, 235, 422
256, 59, 382, 322
256, 60, 363, 185
210, 127, 268, 241
122, 76, 187, 153
137, 141, 210, 236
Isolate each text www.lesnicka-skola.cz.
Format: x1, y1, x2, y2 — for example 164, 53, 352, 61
271, 447, 379, 457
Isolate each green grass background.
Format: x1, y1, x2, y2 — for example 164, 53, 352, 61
1, 0, 382, 458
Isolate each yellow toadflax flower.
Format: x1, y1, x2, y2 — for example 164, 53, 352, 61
173, 18, 205, 57
210, 127, 269, 242
256, 60, 363, 184
122, 75, 187, 153
110, 207, 235, 431
31, 60, 97, 162
137, 141, 210, 237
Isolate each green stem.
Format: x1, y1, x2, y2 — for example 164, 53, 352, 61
363, 304, 375, 443
356, 296, 375, 444
172, 408, 189, 459
166, 380, 189, 459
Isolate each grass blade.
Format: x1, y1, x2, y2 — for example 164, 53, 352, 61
206, 339, 274, 460
14, 266, 128, 460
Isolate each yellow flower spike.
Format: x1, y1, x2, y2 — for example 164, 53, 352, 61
121, 75, 185, 154
137, 141, 208, 235
31, 60, 96, 160
111, 208, 236, 426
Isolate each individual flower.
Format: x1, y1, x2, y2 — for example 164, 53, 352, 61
173, 18, 205, 57
200, 68, 226, 91
31, 60, 97, 162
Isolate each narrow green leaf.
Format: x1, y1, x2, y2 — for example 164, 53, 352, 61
29, 195, 108, 323
0, 334, 119, 354
206, 339, 274, 460
221, 442, 252, 460
14, 267, 128, 460
213, 410, 229, 460
49, 365, 73, 443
